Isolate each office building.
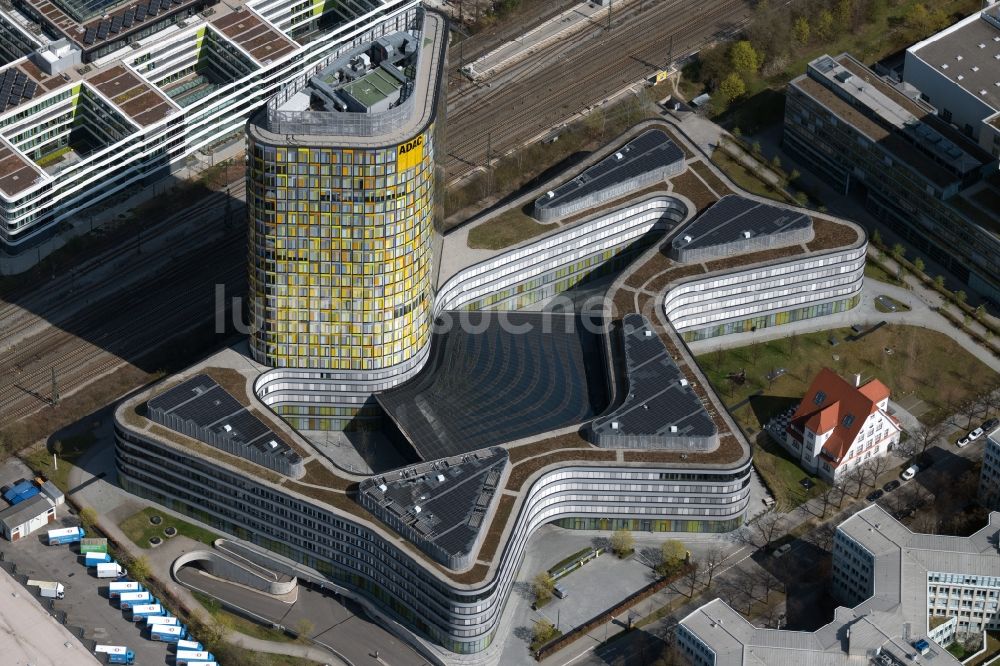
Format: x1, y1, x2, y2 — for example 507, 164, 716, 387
245, 6, 445, 430
904, 3, 1000, 157
677, 505, 1000, 665
0, 0, 422, 251
784, 53, 1000, 302
979, 427, 1000, 510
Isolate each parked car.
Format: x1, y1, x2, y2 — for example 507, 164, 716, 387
882, 480, 900, 493
983, 418, 998, 431
957, 435, 971, 448
902, 465, 919, 481
866, 489, 884, 502
969, 427, 984, 441
773, 543, 793, 558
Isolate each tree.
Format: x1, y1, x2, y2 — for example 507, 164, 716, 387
659, 540, 687, 576
891, 243, 905, 262
749, 568, 782, 601
817, 482, 843, 518
815, 9, 835, 41
701, 546, 725, 588
532, 619, 558, 646
128, 555, 151, 582
844, 464, 867, 498
960, 399, 980, 429
770, 155, 782, 171
835, 0, 854, 26
533, 572, 555, 605
50, 439, 63, 457
956, 290, 968, 307
729, 40, 760, 76
934, 275, 945, 290
189, 617, 227, 652
749, 509, 784, 549
863, 454, 891, 489
294, 618, 315, 639
611, 528, 634, 557
913, 257, 925, 274
792, 16, 810, 46
871, 228, 882, 247
683, 559, 701, 597
909, 422, 943, 457
719, 72, 746, 103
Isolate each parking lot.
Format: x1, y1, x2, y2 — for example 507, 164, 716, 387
0, 508, 175, 665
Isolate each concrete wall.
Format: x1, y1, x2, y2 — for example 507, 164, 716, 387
171, 549, 298, 595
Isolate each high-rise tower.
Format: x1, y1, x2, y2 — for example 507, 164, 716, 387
247, 7, 446, 430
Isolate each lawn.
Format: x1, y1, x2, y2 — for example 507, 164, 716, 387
874, 295, 910, 314
696, 324, 998, 435
709, 148, 787, 203
118, 507, 220, 549
864, 261, 906, 288
466, 208, 557, 250
753, 432, 828, 511
22, 431, 97, 492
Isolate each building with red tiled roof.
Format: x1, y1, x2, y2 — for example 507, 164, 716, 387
783, 368, 901, 482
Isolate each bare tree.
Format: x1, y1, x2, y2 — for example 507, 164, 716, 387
807, 522, 837, 552
817, 482, 842, 518
864, 455, 891, 490
906, 422, 944, 458
749, 509, 785, 550
844, 464, 867, 499
959, 399, 980, 429
749, 567, 782, 602
702, 546, 726, 588
832, 475, 851, 508
684, 560, 702, 598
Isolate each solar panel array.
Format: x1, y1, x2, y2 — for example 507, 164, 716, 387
0, 69, 36, 111
80, 0, 185, 47
377, 312, 610, 462
671, 195, 811, 252
535, 129, 684, 213
148, 374, 303, 473
591, 315, 717, 447
359, 448, 508, 566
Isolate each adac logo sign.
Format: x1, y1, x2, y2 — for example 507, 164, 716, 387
397, 134, 424, 171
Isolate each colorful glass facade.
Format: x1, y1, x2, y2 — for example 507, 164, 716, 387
247, 126, 437, 374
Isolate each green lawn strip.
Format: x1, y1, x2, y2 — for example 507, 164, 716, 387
709, 148, 786, 203
118, 507, 220, 549
753, 434, 828, 510
547, 547, 594, 576
466, 209, 557, 250
864, 261, 907, 288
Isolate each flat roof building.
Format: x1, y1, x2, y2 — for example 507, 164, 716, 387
784, 53, 1000, 303
0, 0, 423, 251
678, 505, 1000, 665
904, 3, 1000, 156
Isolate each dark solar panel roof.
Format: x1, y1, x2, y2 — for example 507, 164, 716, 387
671, 195, 811, 252
377, 312, 609, 461
148, 374, 301, 469
0, 69, 35, 111
359, 448, 508, 563
591, 315, 716, 443
535, 129, 684, 212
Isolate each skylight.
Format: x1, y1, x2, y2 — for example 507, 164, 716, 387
814, 391, 827, 406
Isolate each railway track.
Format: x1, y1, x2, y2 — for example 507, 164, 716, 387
0, 0, 753, 427
444, 0, 751, 181
0, 196, 248, 423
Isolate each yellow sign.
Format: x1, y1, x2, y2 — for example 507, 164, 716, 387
654, 70, 669, 84
397, 134, 424, 171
